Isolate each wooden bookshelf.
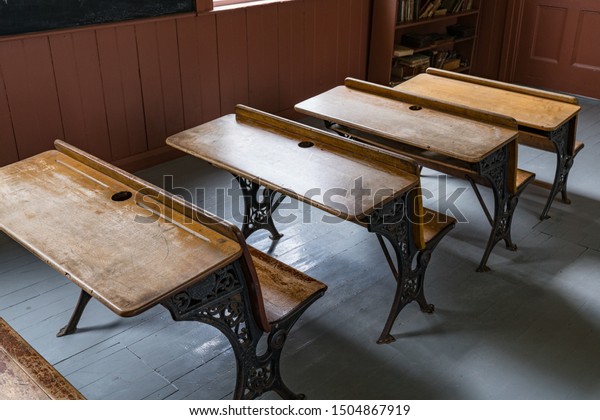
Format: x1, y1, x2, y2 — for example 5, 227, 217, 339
367, 0, 480, 86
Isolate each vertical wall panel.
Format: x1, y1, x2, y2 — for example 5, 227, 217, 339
354, 0, 370, 79
49, 31, 111, 160
337, 0, 371, 80
277, 0, 309, 111
0, 38, 63, 159
0, 71, 18, 166
177, 14, 221, 128
301, 0, 318, 98
335, 0, 352, 82
472, 0, 508, 79
96, 25, 148, 160
136, 19, 185, 150
246, 4, 280, 113
216, 9, 250, 114
314, 0, 340, 94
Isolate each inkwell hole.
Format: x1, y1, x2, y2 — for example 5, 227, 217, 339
111, 191, 133, 202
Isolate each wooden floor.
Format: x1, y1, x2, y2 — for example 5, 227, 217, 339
1, 97, 599, 400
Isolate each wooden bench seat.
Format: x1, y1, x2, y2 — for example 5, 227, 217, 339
422, 208, 456, 246
250, 248, 326, 324
516, 168, 536, 194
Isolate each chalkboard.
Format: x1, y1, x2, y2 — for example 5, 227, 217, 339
0, 0, 195, 37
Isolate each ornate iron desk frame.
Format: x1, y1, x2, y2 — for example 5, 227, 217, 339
233, 175, 452, 344
57, 261, 314, 399
325, 121, 519, 272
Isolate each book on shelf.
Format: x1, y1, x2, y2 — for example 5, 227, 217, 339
393, 45, 415, 57
396, 0, 474, 24
452, 0, 464, 12
441, 0, 457, 11
392, 54, 430, 80
419, 0, 442, 18
397, 0, 423, 23
396, 54, 431, 67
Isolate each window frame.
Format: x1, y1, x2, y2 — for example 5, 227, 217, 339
212, 0, 260, 7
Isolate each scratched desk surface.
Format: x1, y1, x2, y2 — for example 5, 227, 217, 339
0, 151, 241, 317
397, 72, 580, 131
167, 106, 420, 225
295, 83, 518, 163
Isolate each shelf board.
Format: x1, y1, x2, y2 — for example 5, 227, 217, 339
394, 36, 476, 56
395, 10, 478, 30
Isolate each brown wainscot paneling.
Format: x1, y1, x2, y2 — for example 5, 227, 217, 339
0, 0, 371, 170
177, 14, 221, 128
0, 37, 64, 159
136, 19, 186, 150
0, 71, 19, 167
49, 31, 112, 161
216, 8, 250, 115
96, 25, 148, 161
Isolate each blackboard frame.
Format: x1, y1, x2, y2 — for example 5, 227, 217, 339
0, 1, 196, 37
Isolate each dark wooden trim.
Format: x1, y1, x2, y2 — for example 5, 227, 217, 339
498, 0, 525, 82
366, 0, 396, 85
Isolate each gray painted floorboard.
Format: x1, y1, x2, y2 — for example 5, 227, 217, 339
0, 98, 599, 399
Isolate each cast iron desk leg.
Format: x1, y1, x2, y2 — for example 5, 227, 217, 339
162, 261, 308, 400
57, 290, 92, 337
367, 194, 438, 344
539, 123, 573, 220
471, 145, 518, 272
234, 176, 285, 240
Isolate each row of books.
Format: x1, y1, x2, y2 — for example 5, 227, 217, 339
397, 0, 474, 23
392, 49, 463, 81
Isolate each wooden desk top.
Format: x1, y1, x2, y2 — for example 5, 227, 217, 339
295, 78, 519, 163
0, 147, 241, 317
167, 106, 419, 225
0, 318, 84, 399
397, 69, 580, 132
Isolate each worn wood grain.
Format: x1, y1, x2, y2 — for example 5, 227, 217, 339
295, 80, 519, 163
167, 106, 419, 225
398, 69, 580, 131
0, 150, 242, 317
250, 247, 327, 323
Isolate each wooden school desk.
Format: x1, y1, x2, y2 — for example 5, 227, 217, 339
397, 68, 582, 220
0, 317, 84, 400
167, 105, 456, 344
0, 140, 326, 399
295, 78, 528, 272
